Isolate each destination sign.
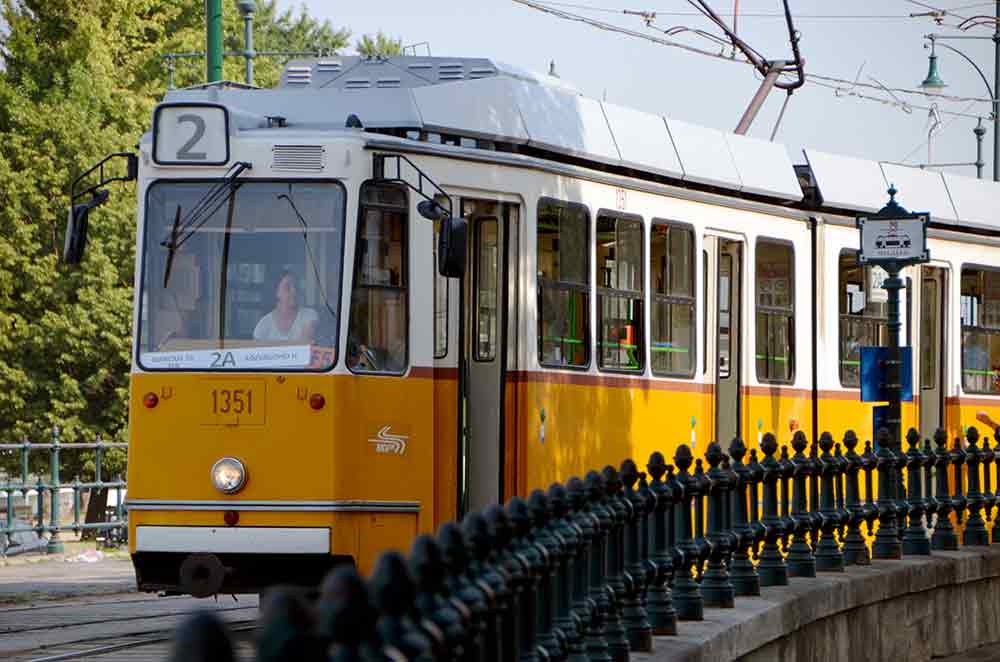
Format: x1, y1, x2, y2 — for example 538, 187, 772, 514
140, 345, 312, 370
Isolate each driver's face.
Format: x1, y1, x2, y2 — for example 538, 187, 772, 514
276, 275, 296, 307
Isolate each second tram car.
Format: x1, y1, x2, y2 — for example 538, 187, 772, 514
68, 55, 999, 595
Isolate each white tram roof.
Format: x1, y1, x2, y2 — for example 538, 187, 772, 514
161, 55, 998, 228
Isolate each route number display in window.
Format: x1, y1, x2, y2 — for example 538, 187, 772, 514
153, 104, 230, 166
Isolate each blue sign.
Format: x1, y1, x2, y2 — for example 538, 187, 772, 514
860, 346, 913, 403
872, 405, 890, 449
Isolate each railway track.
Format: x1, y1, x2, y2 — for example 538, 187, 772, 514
1, 593, 259, 661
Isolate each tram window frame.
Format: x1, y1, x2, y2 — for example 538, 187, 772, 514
649, 219, 696, 379
433, 218, 448, 359
346, 181, 409, 376
596, 210, 645, 374
838, 250, 912, 388
537, 198, 591, 370
136, 178, 348, 373
754, 238, 796, 385
432, 194, 450, 360
960, 264, 1000, 395
473, 216, 500, 362
703, 248, 708, 376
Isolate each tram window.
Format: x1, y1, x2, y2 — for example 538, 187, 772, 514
650, 222, 695, 377
755, 240, 795, 383
921, 278, 938, 390
138, 180, 345, 372
347, 182, 408, 374
702, 250, 708, 376
960, 267, 1000, 394
474, 218, 499, 361
839, 250, 888, 387
597, 212, 644, 372
433, 216, 448, 359
537, 200, 590, 368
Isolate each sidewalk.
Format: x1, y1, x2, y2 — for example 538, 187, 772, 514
0, 546, 136, 604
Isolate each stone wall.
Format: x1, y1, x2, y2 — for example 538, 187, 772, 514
635, 546, 1000, 662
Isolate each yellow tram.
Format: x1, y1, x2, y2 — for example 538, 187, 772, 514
66, 55, 1000, 596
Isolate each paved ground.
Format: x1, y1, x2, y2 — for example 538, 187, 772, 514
0, 550, 257, 661
938, 642, 1000, 661
0, 556, 136, 605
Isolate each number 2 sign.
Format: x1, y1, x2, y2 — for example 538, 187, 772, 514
153, 103, 230, 166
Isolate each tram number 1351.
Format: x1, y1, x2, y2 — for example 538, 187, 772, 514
211, 388, 253, 415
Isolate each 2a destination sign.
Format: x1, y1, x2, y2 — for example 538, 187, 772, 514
857, 214, 929, 266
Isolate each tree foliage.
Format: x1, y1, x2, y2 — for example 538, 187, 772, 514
355, 31, 403, 58
0, 0, 349, 478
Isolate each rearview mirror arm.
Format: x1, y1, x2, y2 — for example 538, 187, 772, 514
371, 152, 453, 219
71, 152, 138, 204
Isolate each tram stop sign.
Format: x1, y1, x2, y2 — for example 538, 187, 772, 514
856, 186, 929, 267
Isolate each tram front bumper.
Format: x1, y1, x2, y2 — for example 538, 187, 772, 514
132, 525, 351, 595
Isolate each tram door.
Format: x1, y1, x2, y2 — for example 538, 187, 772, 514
715, 238, 743, 443
920, 267, 948, 434
459, 199, 515, 515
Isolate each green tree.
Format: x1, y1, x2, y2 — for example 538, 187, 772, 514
355, 31, 403, 58
0, 0, 349, 484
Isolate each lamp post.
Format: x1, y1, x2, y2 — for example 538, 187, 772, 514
919, 9, 1000, 181
238, 0, 256, 86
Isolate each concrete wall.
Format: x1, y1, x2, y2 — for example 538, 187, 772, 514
636, 546, 1000, 662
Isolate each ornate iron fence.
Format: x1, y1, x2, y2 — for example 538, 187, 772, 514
0, 427, 127, 555
171, 425, 1000, 661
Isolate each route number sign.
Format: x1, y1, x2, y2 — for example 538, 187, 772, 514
153, 103, 230, 166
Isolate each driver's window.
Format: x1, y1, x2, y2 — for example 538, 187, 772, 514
347, 182, 408, 374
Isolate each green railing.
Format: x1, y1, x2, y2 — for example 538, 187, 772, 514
0, 427, 127, 555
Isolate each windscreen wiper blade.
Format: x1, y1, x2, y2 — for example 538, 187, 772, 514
162, 204, 182, 288
278, 190, 339, 320
159, 162, 252, 283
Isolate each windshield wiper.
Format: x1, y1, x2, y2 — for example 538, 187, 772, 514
162, 204, 182, 288
160, 161, 251, 287
278, 189, 339, 321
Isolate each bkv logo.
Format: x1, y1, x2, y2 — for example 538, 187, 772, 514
368, 425, 408, 455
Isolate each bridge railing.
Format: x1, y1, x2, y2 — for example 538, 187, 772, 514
0, 427, 128, 555
170, 425, 1000, 662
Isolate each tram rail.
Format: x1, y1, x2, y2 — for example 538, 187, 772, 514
2, 593, 258, 662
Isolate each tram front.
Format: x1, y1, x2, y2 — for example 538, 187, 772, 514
72, 98, 440, 596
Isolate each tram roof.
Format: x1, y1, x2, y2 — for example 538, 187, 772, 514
161, 55, 998, 229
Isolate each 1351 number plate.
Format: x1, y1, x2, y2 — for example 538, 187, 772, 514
202, 382, 265, 426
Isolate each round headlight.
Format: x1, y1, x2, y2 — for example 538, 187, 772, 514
211, 457, 247, 495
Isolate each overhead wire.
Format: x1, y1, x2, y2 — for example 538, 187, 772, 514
536, 0, 931, 20
898, 100, 981, 163
512, 0, 998, 113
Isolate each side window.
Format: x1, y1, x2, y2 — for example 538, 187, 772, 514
433, 218, 448, 359
839, 250, 886, 387
537, 200, 589, 368
650, 222, 695, 377
961, 267, 1000, 394
597, 212, 644, 372
702, 248, 708, 376
474, 218, 499, 361
347, 183, 408, 374
755, 240, 794, 383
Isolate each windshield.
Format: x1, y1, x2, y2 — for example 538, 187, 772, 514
138, 180, 346, 371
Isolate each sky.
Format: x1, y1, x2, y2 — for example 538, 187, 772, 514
275, 0, 999, 180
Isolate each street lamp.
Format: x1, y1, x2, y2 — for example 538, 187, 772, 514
238, 0, 256, 86
919, 33, 998, 181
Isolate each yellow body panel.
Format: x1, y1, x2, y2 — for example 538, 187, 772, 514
127, 371, 438, 575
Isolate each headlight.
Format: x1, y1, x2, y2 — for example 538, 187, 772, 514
211, 457, 247, 495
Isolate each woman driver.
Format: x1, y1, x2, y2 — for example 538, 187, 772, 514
253, 270, 318, 343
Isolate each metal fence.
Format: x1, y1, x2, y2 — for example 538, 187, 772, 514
0, 427, 127, 555
166, 424, 1000, 662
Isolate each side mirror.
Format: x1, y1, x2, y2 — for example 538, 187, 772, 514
63, 190, 109, 265
438, 216, 467, 278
